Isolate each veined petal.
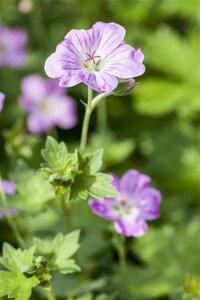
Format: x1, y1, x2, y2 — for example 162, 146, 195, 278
102, 44, 145, 78
78, 70, 118, 93
114, 215, 148, 237
59, 71, 82, 87
44, 52, 67, 78
45, 51, 82, 87
93, 22, 126, 57
64, 29, 92, 58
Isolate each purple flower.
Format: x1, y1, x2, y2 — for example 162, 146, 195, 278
0, 208, 18, 219
44, 22, 145, 93
89, 170, 161, 237
0, 92, 5, 112
1, 179, 16, 195
0, 25, 27, 68
20, 74, 78, 134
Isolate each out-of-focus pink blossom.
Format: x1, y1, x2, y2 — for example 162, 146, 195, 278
20, 74, 78, 134
0, 25, 27, 68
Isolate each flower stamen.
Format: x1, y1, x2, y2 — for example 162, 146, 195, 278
85, 50, 100, 64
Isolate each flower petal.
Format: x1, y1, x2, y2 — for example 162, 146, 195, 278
0, 92, 5, 112
120, 169, 140, 198
139, 188, 162, 220
102, 45, 145, 78
93, 22, 126, 57
50, 96, 77, 129
27, 112, 52, 134
110, 174, 120, 191
114, 215, 148, 237
44, 51, 82, 87
78, 70, 118, 93
1, 180, 16, 195
89, 198, 118, 221
20, 75, 48, 111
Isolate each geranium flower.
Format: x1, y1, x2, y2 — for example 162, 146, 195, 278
89, 170, 161, 237
0, 25, 27, 67
0, 92, 5, 112
20, 74, 77, 134
0, 179, 17, 219
1, 179, 16, 195
45, 22, 145, 93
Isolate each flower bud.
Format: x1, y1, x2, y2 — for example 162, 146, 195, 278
112, 79, 136, 96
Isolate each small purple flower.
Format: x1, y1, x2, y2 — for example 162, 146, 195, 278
20, 74, 78, 134
89, 170, 161, 237
0, 25, 27, 68
44, 22, 145, 93
0, 92, 5, 112
1, 179, 16, 195
0, 208, 18, 219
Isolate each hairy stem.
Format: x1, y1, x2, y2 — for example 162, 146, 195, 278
80, 87, 93, 151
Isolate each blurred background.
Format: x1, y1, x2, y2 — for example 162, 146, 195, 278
0, 0, 200, 299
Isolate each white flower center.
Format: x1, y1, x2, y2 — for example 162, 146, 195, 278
114, 198, 133, 216
83, 50, 101, 71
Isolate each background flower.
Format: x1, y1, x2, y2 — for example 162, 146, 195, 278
45, 21, 145, 93
1, 179, 16, 195
0, 92, 5, 112
0, 25, 27, 68
19, 74, 78, 134
89, 170, 161, 237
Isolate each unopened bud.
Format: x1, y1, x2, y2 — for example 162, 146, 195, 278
112, 79, 136, 96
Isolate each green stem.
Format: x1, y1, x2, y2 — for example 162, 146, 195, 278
91, 91, 112, 109
61, 196, 73, 231
113, 235, 127, 295
45, 289, 57, 300
117, 242, 126, 278
80, 87, 93, 151
97, 99, 107, 133
0, 181, 25, 248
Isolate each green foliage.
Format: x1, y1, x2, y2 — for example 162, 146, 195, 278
89, 131, 135, 167
40, 136, 118, 201
0, 0, 199, 299
11, 160, 54, 212
0, 244, 39, 300
134, 27, 199, 118
34, 230, 80, 274
0, 231, 80, 299
0, 271, 39, 300
124, 219, 200, 299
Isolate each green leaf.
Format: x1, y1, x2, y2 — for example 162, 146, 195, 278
89, 173, 119, 199
34, 231, 81, 275
0, 243, 35, 273
11, 161, 55, 212
55, 230, 80, 262
87, 149, 103, 174
0, 271, 39, 300
41, 136, 69, 169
